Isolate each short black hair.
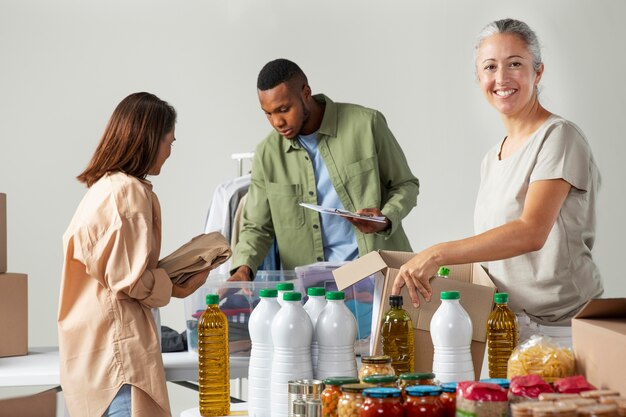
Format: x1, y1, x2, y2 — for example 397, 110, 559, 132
257, 58, 307, 91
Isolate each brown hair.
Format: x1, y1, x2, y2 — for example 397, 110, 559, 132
77, 92, 177, 187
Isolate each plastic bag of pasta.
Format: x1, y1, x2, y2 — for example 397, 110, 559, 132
506, 335, 575, 383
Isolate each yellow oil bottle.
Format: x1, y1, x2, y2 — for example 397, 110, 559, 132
486, 292, 519, 378
381, 295, 415, 375
198, 294, 230, 417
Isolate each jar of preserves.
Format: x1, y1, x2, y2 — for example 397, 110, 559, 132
337, 383, 367, 417
405, 385, 445, 417
439, 382, 457, 417
398, 372, 436, 401
362, 374, 398, 388
322, 377, 360, 417
360, 387, 404, 417
358, 356, 395, 381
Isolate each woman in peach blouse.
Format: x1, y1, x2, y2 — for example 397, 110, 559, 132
58, 92, 209, 417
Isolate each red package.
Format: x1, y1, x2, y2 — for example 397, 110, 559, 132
458, 382, 509, 402
509, 375, 554, 399
554, 375, 596, 394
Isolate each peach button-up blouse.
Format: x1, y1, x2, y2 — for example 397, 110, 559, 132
58, 172, 174, 417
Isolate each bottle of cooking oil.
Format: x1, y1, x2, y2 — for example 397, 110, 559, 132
486, 292, 519, 378
198, 294, 230, 417
381, 295, 414, 375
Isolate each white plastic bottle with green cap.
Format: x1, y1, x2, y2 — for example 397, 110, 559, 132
303, 287, 327, 378
276, 282, 294, 307
248, 288, 281, 417
270, 291, 313, 417
315, 291, 358, 380
430, 290, 475, 383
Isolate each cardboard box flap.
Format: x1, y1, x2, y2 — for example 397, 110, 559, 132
333, 251, 389, 290
575, 298, 626, 320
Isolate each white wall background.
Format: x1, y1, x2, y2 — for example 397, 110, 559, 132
1, 0, 625, 414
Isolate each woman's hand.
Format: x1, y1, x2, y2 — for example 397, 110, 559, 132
392, 250, 439, 308
172, 268, 210, 298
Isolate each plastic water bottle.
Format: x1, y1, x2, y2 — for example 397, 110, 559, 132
271, 292, 314, 417
381, 295, 415, 374
303, 287, 327, 378
486, 292, 519, 378
430, 290, 474, 383
315, 291, 358, 380
198, 294, 230, 417
276, 282, 295, 307
248, 288, 281, 417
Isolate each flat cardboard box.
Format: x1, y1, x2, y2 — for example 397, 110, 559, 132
0, 388, 57, 417
333, 250, 496, 380
0, 193, 6, 273
0, 273, 28, 357
572, 298, 626, 396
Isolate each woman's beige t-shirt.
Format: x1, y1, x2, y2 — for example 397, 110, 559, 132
474, 115, 603, 325
58, 172, 173, 417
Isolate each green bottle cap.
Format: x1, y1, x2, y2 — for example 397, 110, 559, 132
437, 267, 450, 277
276, 282, 295, 291
307, 287, 326, 297
259, 288, 278, 298
326, 291, 345, 300
282, 291, 302, 302
440, 290, 460, 300
494, 292, 509, 303
206, 294, 219, 305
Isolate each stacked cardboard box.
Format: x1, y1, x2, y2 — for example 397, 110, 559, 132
0, 193, 28, 358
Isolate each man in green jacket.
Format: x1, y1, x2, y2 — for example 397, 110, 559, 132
229, 58, 419, 282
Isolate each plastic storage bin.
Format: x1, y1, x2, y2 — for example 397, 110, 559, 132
295, 262, 376, 354
184, 270, 300, 355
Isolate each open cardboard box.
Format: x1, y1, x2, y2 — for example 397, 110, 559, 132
1, 193, 6, 273
0, 388, 57, 417
333, 250, 496, 380
0, 272, 28, 357
572, 298, 626, 396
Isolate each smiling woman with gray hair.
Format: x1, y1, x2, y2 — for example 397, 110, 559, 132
393, 18, 603, 348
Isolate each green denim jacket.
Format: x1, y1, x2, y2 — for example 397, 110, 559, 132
231, 94, 419, 275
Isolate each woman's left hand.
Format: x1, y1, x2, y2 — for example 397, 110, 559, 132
172, 268, 210, 298
346, 208, 390, 233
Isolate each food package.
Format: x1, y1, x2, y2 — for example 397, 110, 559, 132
509, 375, 554, 402
553, 375, 596, 394
456, 381, 509, 417
507, 335, 574, 383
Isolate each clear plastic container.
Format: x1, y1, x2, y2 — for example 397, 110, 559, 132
487, 292, 519, 378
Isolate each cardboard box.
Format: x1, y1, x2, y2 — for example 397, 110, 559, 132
0, 193, 6, 273
0, 273, 28, 357
333, 250, 496, 379
0, 388, 57, 417
572, 298, 626, 396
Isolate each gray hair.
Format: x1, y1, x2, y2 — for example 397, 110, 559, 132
476, 18, 542, 71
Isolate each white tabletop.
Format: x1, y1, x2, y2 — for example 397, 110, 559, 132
0, 347, 250, 388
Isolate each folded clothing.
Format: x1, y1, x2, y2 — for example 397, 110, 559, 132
158, 232, 232, 284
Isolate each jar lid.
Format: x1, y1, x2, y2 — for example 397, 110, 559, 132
326, 291, 345, 300
440, 290, 460, 300
440, 382, 458, 393
405, 385, 443, 397
324, 377, 360, 386
276, 282, 294, 291
307, 287, 326, 296
361, 355, 392, 365
399, 372, 436, 381
341, 383, 369, 393
205, 294, 219, 305
479, 378, 510, 389
283, 292, 302, 302
259, 288, 278, 298
363, 374, 398, 384
363, 387, 401, 398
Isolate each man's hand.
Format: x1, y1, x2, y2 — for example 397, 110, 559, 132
346, 207, 390, 234
172, 268, 210, 298
220, 265, 253, 298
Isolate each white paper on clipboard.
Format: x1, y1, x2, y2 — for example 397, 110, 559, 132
299, 203, 387, 223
